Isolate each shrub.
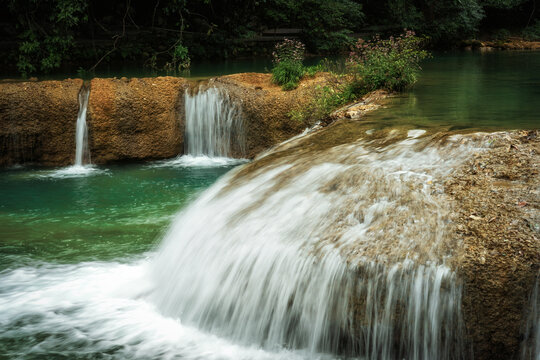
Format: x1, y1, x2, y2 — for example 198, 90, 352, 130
522, 20, 540, 41
272, 38, 305, 63
272, 60, 305, 90
304, 64, 323, 77
287, 75, 357, 123
271, 39, 306, 90
492, 28, 511, 40
164, 43, 191, 73
288, 31, 430, 125
347, 30, 430, 92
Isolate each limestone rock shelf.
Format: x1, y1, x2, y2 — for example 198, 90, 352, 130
0, 74, 330, 166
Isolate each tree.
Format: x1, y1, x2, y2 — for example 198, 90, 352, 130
5, 0, 88, 76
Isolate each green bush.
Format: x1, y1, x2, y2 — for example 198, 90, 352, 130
347, 31, 430, 92
522, 20, 540, 41
288, 31, 430, 124
304, 64, 322, 77
492, 28, 511, 40
9, 0, 88, 76
287, 76, 359, 123
271, 39, 306, 90
272, 61, 305, 90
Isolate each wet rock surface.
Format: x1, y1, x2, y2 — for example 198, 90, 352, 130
210, 72, 333, 158
88, 77, 187, 164
0, 79, 83, 166
446, 130, 540, 360
330, 90, 389, 121
234, 125, 540, 359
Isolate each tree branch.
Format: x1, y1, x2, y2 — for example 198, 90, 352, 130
88, 0, 131, 72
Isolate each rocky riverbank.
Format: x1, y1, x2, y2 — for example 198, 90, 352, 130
463, 38, 540, 51
208, 72, 335, 158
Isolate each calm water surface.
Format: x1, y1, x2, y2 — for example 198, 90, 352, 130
364, 51, 540, 130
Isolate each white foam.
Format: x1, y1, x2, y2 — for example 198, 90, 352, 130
43, 165, 109, 179
149, 155, 248, 168
0, 260, 339, 360
407, 129, 427, 138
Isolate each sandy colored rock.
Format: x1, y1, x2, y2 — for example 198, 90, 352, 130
0, 73, 335, 166
209, 73, 334, 158
463, 38, 540, 50
330, 90, 389, 120
0, 79, 83, 166
446, 130, 540, 360
88, 76, 188, 164
483, 38, 540, 50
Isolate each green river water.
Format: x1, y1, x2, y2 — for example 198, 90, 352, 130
363, 50, 540, 130
0, 51, 538, 359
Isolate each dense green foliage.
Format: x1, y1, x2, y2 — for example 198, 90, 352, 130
0, 0, 537, 76
290, 32, 430, 123
262, 0, 365, 52
272, 61, 305, 90
347, 31, 430, 92
5, 0, 89, 76
271, 39, 306, 90
384, 0, 485, 43
522, 20, 540, 40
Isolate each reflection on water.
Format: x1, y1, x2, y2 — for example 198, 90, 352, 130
363, 51, 540, 130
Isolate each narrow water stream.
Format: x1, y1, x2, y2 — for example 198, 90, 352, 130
75, 87, 90, 166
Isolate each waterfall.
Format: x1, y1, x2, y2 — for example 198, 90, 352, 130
75, 87, 90, 166
184, 87, 245, 159
47, 87, 103, 177
150, 130, 481, 359
522, 273, 540, 360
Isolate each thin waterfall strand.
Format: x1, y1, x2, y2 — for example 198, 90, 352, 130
75, 88, 90, 166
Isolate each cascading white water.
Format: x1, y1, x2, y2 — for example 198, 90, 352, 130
521, 273, 540, 360
184, 87, 245, 158
46, 87, 103, 178
75, 88, 90, 166
150, 129, 482, 359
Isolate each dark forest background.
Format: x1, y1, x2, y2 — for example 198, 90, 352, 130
0, 0, 538, 76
